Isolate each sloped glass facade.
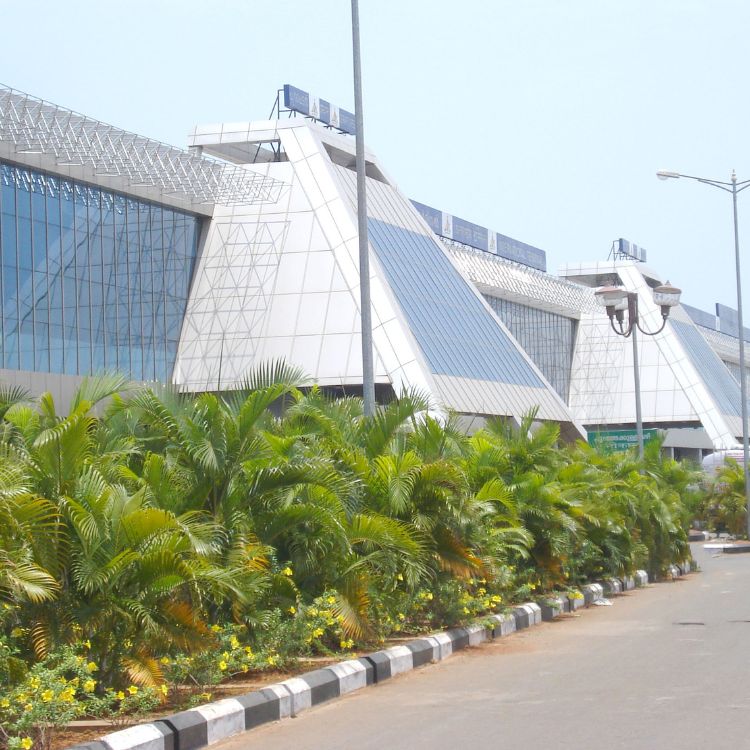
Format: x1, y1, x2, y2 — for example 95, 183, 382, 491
483, 295, 576, 400
0, 161, 200, 382
671, 318, 742, 418
367, 218, 545, 388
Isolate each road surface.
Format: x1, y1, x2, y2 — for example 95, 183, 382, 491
217, 543, 750, 749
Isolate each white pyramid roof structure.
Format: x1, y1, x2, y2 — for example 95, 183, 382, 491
175, 119, 583, 436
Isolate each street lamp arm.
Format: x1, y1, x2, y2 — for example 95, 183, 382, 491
635, 316, 669, 337
676, 173, 735, 189
608, 315, 633, 338
692, 177, 733, 193
664, 172, 750, 192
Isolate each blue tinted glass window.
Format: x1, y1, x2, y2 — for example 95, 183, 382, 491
17, 173, 34, 371
367, 219, 544, 388
671, 319, 742, 418
32, 174, 50, 372
61, 181, 78, 375
46, 179, 64, 373
483, 295, 576, 400
0, 160, 200, 381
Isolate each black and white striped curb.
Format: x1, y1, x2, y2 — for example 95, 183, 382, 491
67, 565, 693, 750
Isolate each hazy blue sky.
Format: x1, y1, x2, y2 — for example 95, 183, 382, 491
2, 0, 749, 312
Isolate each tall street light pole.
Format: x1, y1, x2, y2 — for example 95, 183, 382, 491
657, 169, 750, 538
595, 283, 682, 459
351, 0, 376, 417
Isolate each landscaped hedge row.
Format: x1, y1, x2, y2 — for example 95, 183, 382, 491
0, 365, 702, 749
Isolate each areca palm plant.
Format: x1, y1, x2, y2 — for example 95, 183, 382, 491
476, 412, 581, 589
557, 444, 641, 580
0, 361, 703, 694
704, 458, 747, 535
0, 375, 263, 685
0, 449, 58, 606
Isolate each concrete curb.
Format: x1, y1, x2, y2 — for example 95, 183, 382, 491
69, 566, 694, 750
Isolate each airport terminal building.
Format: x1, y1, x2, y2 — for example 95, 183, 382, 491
1, 83, 747, 457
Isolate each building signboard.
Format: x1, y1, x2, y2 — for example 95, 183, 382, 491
282, 84, 356, 135
617, 238, 647, 262
410, 200, 547, 272
587, 428, 659, 453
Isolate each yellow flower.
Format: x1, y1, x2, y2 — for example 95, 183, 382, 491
218, 661, 228, 671
10, 627, 23, 637
326, 596, 335, 604
24, 703, 33, 711
313, 628, 324, 638
86, 661, 98, 673
222, 651, 229, 659
425, 592, 433, 601
230, 636, 240, 649
396, 573, 403, 581
397, 613, 405, 621
84, 679, 96, 693
0, 697, 9, 708
61, 688, 75, 703
266, 655, 277, 666
42, 689, 54, 702
463, 607, 470, 614
160, 656, 170, 665
308, 607, 318, 617
160, 685, 168, 696
116, 691, 125, 701
281, 567, 293, 576
16, 694, 27, 704
244, 646, 253, 655
20, 738, 33, 750
211, 624, 222, 633
83, 639, 91, 649
288, 606, 296, 615
127, 686, 138, 696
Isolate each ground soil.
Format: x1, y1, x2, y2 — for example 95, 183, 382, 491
51, 656, 343, 750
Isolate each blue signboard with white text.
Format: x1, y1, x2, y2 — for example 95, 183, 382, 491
283, 84, 356, 136
410, 200, 547, 272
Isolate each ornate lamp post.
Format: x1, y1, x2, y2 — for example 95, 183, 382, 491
594, 282, 682, 458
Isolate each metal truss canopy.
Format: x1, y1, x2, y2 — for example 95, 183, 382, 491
0, 84, 283, 210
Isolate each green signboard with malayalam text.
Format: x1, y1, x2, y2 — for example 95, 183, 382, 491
587, 428, 659, 454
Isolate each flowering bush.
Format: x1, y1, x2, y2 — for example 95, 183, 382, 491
161, 625, 281, 697
0, 647, 160, 750
366, 576, 506, 640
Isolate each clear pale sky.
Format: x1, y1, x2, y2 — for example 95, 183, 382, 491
2, 0, 749, 313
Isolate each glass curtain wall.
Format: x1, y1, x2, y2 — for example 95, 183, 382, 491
0, 161, 200, 382
483, 294, 576, 401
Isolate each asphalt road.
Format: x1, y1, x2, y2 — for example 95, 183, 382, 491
217, 543, 750, 750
